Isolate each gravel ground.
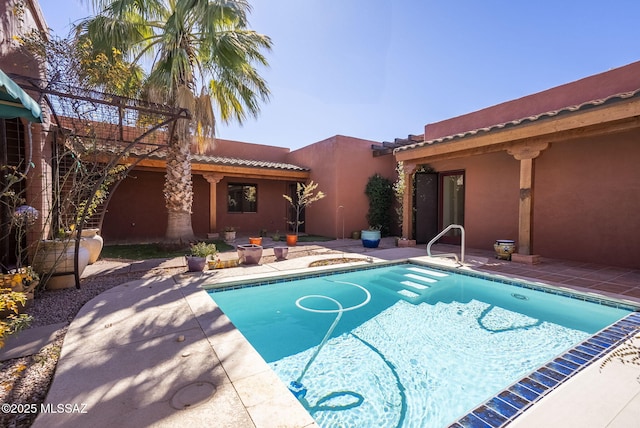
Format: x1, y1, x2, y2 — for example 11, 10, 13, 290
0, 248, 341, 427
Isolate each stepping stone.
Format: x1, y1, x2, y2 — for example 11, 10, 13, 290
0, 322, 67, 361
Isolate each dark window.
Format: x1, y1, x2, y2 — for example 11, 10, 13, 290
228, 183, 257, 213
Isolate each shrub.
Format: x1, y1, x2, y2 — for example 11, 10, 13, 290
365, 174, 394, 236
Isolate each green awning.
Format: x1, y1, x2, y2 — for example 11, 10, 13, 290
0, 69, 42, 123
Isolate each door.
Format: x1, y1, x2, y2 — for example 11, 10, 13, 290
415, 173, 438, 244
439, 171, 465, 244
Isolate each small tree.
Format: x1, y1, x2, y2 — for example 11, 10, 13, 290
283, 181, 326, 235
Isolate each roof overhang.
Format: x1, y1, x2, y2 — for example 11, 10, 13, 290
0, 69, 43, 123
125, 156, 311, 181
395, 91, 640, 164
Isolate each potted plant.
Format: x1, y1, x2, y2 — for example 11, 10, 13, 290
223, 226, 236, 242
186, 242, 217, 272
282, 180, 326, 246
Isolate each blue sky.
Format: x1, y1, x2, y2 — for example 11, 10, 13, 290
38, 0, 640, 150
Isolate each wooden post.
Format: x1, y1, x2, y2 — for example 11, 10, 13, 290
507, 142, 548, 262
401, 162, 417, 239
202, 173, 223, 233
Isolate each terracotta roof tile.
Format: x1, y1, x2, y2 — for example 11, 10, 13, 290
394, 88, 640, 153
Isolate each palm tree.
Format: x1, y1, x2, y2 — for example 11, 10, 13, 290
76, 0, 271, 242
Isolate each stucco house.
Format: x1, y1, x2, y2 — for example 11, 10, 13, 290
102, 134, 396, 242
392, 61, 640, 269
1, 0, 638, 272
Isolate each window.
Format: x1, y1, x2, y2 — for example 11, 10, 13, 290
228, 183, 257, 213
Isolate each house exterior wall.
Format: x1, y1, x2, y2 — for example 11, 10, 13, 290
534, 132, 640, 268
203, 138, 291, 161
424, 60, 640, 140
102, 169, 294, 242
426, 151, 520, 251
410, 129, 640, 269
214, 177, 289, 237
101, 170, 167, 242
1, 0, 51, 245
287, 135, 396, 238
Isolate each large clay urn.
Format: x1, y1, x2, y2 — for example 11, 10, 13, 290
32, 240, 90, 289
80, 228, 104, 264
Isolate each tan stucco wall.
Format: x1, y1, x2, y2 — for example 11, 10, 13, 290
202, 138, 291, 162
534, 132, 640, 268
102, 170, 294, 242
102, 170, 167, 242
427, 151, 520, 251
419, 131, 640, 268
214, 177, 289, 237
287, 135, 396, 238
425, 61, 640, 141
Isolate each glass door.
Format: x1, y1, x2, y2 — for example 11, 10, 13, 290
439, 171, 465, 244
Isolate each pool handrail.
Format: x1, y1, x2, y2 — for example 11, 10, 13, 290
426, 224, 465, 264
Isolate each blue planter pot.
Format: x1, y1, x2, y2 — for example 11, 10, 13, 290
361, 230, 381, 248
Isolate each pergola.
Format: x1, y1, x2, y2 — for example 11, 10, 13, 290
5, 72, 190, 287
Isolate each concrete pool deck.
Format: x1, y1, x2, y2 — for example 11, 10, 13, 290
31, 238, 640, 427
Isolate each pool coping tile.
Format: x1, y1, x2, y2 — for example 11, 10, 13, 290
450, 311, 640, 427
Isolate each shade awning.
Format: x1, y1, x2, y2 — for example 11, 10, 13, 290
0, 69, 42, 123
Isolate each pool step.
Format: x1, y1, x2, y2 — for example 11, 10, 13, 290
376, 267, 450, 303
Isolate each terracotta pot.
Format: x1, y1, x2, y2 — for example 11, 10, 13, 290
286, 234, 298, 246
249, 237, 262, 245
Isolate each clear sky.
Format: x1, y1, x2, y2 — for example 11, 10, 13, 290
38, 0, 640, 150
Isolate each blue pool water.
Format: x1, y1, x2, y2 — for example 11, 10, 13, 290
209, 263, 634, 427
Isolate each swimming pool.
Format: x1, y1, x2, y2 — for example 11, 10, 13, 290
208, 262, 638, 427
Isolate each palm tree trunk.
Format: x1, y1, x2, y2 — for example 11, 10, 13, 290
164, 134, 195, 242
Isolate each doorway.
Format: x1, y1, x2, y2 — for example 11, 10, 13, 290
415, 172, 438, 244
439, 171, 465, 244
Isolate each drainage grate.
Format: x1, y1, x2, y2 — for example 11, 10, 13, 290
170, 381, 217, 410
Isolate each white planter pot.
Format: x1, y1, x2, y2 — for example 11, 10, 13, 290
32, 240, 90, 289
80, 228, 104, 264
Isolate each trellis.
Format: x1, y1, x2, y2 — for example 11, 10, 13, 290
10, 73, 190, 288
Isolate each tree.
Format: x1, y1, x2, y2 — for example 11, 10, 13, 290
282, 181, 326, 236
76, 0, 272, 243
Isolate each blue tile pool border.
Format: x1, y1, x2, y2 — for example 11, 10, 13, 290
204, 259, 640, 427
450, 310, 640, 428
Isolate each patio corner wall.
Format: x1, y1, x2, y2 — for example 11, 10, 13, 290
287, 135, 396, 239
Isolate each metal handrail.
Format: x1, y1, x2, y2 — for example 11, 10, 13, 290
426, 224, 465, 263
